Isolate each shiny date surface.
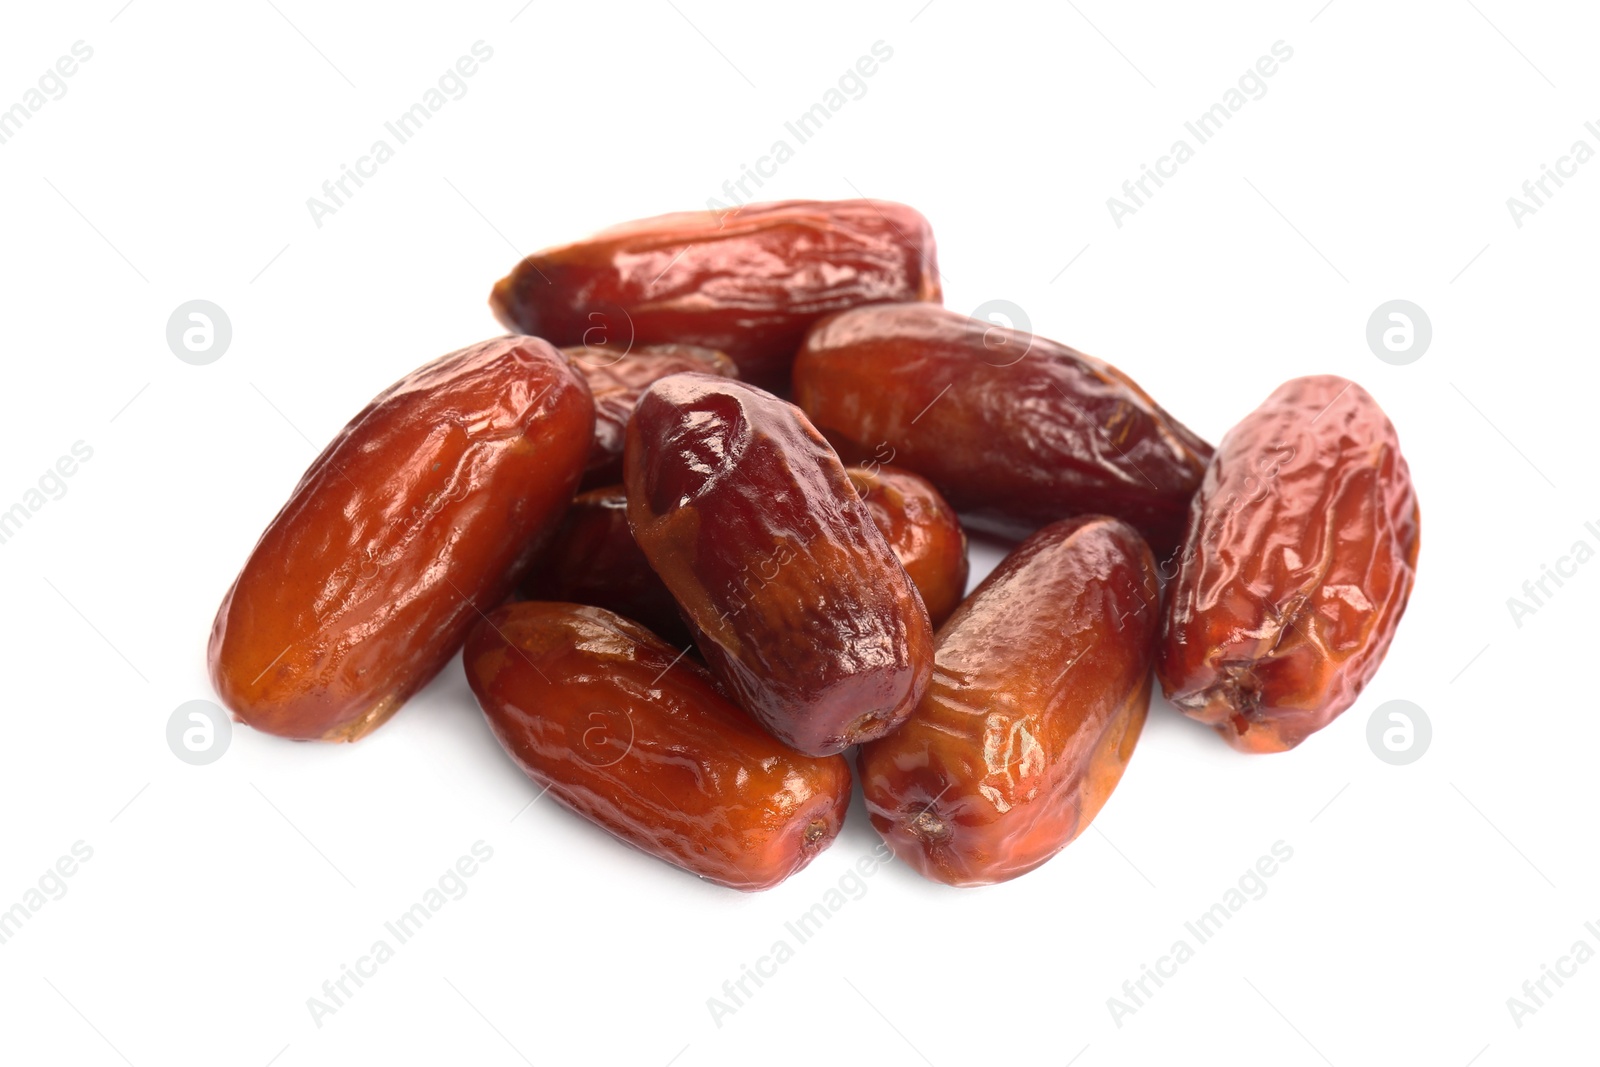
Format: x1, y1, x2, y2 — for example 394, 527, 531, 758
792, 302, 1212, 554
1158, 375, 1420, 753
465, 602, 852, 891
846, 464, 969, 627
528, 471, 964, 646
625, 373, 934, 756
522, 485, 693, 648
858, 516, 1158, 887
564, 342, 737, 488
208, 336, 594, 741
492, 199, 942, 389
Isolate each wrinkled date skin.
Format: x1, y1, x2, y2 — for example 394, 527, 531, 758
858, 516, 1158, 887
208, 336, 594, 742
491, 199, 942, 389
465, 602, 852, 891
522, 485, 694, 648
792, 302, 1213, 555
1158, 375, 1420, 753
563, 342, 738, 488
846, 464, 969, 627
625, 373, 934, 756
528, 472, 963, 647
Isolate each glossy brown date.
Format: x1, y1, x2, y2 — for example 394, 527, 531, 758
208, 336, 594, 741
465, 602, 851, 891
522, 485, 694, 648
563, 342, 738, 488
846, 464, 969, 627
491, 199, 942, 389
624, 373, 934, 756
792, 302, 1213, 554
858, 516, 1158, 887
1157, 375, 1420, 753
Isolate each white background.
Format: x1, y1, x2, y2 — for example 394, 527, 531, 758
0, 1, 1595, 1064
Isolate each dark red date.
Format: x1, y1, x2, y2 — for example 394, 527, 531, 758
521, 485, 694, 648
564, 342, 738, 488
528, 471, 966, 646
624, 373, 934, 756
792, 302, 1212, 554
491, 199, 942, 389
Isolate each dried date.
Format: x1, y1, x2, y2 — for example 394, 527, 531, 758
465, 602, 852, 891
528, 469, 965, 645
491, 199, 942, 389
522, 485, 694, 648
208, 336, 594, 741
857, 516, 1159, 886
624, 373, 934, 756
792, 302, 1212, 554
1157, 375, 1420, 753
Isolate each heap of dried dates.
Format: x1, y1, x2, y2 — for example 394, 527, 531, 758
208, 199, 1419, 890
